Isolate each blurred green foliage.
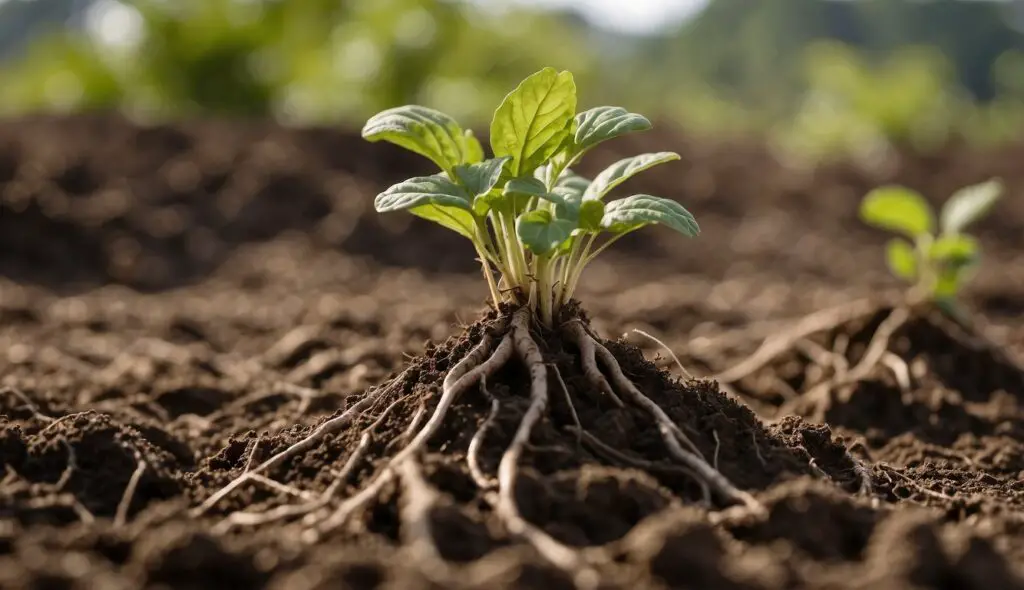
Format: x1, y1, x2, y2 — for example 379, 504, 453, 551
0, 0, 1022, 165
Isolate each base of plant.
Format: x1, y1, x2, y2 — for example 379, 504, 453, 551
193, 304, 764, 586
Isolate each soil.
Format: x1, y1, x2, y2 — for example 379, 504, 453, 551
1, 112, 1023, 590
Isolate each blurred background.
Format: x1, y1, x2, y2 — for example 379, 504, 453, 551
2, 0, 1024, 168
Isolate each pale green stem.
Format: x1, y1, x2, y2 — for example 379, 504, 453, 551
475, 244, 502, 309
535, 255, 553, 327
561, 233, 597, 307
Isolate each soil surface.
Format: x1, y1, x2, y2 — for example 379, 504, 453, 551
2, 113, 1023, 590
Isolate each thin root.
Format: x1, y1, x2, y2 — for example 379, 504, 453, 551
314, 327, 514, 537
114, 457, 146, 527
583, 327, 763, 513
467, 377, 500, 490
630, 328, 696, 380
715, 298, 878, 384
192, 369, 407, 517
566, 322, 624, 408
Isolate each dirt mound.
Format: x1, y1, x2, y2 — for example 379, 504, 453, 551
2, 114, 1023, 588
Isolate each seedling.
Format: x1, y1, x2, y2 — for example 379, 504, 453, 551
197, 69, 761, 565
361, 67, 698, 327
859, 178, 1003, 307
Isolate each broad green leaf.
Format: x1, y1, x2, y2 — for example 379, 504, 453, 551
362, 106, 481, 173
505, 177, 569, 207
940, 178, 1003, 235
574, 106, 652, 154
455, 157, 510, 198
885, 238, 918, 281
859, 186, 934, 238
578, 199, 605, 232
490, 68, 577, 177
463, 130, 485, 165
533, 166, 591, 200
516, 209, 575, 256
410, 204, 477, 240
584, 152, 680, 201
930, 234, 980, 267
374, 175, 472, 213
557, 170, 591, 202
472, 189, 505, 217
601, 195, 699, 236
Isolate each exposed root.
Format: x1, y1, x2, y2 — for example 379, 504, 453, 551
467, 377, 500, 490
54, 439, 76, 491
396, 458, 447, 567
496, 309, 595, 584
313, 327, 514, 538
114, 455, 146, 528
715, 298, 879, 384
579, 324, 763, 513
630, 328, 696, 380
549, 364, 583, 443
565, 322, 624, 408
0, 386, 54, 423
786, 306, 910, 417
571, 426, 711, 506
192, 369, 408, 517
215, 392, 408, 533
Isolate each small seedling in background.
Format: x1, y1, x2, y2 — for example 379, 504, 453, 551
859, 178, 1004, 310
361, 67, 698, 327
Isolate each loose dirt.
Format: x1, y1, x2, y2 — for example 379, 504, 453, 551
1, 113, 1022, 589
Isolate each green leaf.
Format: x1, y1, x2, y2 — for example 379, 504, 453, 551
374, 174, 472, 213
584, 152, 680, 201
885, 238, 918, 281
929, 234, 980, 267
505, 177, 569, 207
602, 195, 699, 236
557, 170, 591, 201
463, 130, 485, 165
573, 106, 652, 154
409, 204, 478, 241
933, 269, 963, 300
472, 189, 505, 217
490, 67, 577, 177
578, 200, 605, 232
362, 106, 481, 173
940, 178, 1003, 235
516, 209, 575, 256
454, 157, 510, 198
859, 186, 934, 238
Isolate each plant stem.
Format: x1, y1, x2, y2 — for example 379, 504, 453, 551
536, 255, 553, 327
476, 245, 502, 309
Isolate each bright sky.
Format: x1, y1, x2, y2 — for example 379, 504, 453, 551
479, 0, 710, 34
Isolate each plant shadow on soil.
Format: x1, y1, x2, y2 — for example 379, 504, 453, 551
2, 115, 1024, 589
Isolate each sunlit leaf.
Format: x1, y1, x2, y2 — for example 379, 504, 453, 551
573, 106, 652, 154
490, 67, 577, 177
859, 185, 934, 238
455, 157, 510, 198
410, 204, 478, 241
940, 178, 1003, 235
584, 152, 680, 201
374, 174, 472, 213
362, 106, 482, 173
601, 195, 699, 236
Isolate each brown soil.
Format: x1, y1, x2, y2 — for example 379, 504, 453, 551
2, 112, 1023, 589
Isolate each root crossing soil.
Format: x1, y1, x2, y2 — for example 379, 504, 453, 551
2, 113, 1023, 589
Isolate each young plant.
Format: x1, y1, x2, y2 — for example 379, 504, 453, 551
859, 178, 1003, 306
199, 70, 761, 554
361, 67, 698, 327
